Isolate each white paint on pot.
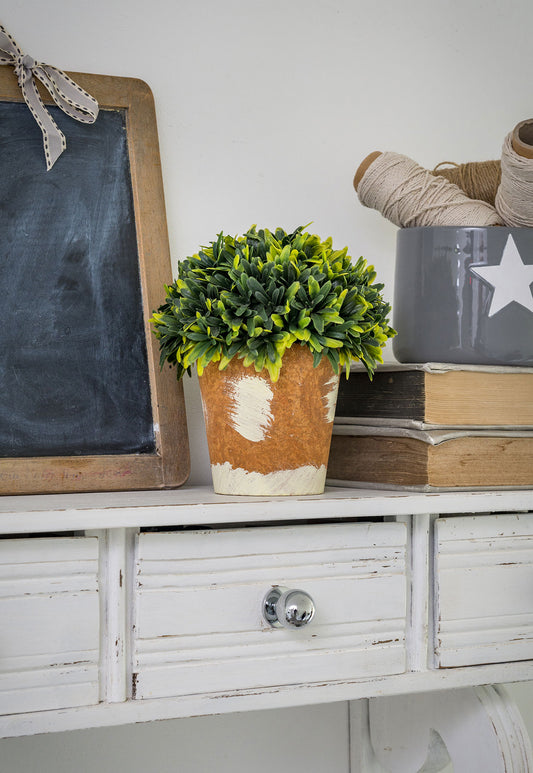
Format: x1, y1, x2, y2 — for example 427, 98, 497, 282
227, 376, 274, 442
199, 392, 210, 433
323, 374, 340, 423
211, 462, 327, 496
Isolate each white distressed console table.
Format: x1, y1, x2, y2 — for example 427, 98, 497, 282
0, 485, 532, 771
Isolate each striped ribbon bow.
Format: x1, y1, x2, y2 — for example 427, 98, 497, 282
0, 25, 99, 170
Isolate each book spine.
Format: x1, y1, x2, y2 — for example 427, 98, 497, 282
335, 371, 426, 421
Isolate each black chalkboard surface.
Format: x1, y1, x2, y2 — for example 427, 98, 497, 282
0, 69, 189, 494
1, 102, 154, 457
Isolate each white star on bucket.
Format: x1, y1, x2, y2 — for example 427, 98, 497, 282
470, 234, 533, 317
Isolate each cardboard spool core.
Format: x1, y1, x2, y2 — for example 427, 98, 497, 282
353, 150, 382, 191
512, 119, 533, 159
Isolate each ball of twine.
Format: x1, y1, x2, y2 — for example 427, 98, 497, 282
356, 152, 503, 228
431, 160, 501, 206
495, 132, 533, 226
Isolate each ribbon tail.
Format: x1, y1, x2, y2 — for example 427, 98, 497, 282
22, 76, 66, 170
46, 126, 67, 170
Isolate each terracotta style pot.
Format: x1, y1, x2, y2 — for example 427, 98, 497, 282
198, 345, 340, 495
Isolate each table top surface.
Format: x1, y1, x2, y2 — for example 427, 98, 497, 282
0, 484, 532, 534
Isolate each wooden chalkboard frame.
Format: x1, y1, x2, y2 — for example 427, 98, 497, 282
0, 67, 190, 494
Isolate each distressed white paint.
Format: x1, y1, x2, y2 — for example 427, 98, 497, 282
2, 663, 533, 739
133, 523, 407, 700
368, 685, 532, 772
433, 513, 533, 668
0, 489, 530, 758
93, 528, 130, 704
323, 374, 340, 423
227, 375, 273, 442
349, 700, 453, 772
0, 536, 99, 716
396, 513, 434, 673
1, 486, 532, 532
211, 461, 327, 495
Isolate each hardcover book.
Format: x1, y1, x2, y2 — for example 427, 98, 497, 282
327, 425, 533, 491
334, 363, 533, 429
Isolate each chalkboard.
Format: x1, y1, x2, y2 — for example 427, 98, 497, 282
0, 69, 189, 494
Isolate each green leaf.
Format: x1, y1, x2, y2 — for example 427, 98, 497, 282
286, 281, 300, 302
308, 275, 320, 299
325, 348, 340, 373
266, 341, 278, 363
324, 337, 344, 348
182, 339, 214, 369
310, 313, 324, 334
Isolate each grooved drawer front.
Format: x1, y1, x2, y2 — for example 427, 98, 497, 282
0, 537, 100, 715
434, 513, 533, 668
133, 522, 407, 700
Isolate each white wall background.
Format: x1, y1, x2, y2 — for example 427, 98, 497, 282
1, 0, 532, 769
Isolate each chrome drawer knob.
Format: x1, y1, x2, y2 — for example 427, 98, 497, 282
263, 586, 315, 629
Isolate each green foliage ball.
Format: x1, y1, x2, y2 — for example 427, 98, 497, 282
151, 225, 395, 382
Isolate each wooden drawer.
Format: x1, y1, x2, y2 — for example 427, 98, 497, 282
133, 522, 407, 700
0, 536, 99, 715
434, 513, 533, 668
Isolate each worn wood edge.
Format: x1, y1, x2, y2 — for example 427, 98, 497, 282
1, 660, 533, 739
0, 67, 153, 108
0, 455, 168, 495
405, 514, 433, 673
0, 67, 190, 494
118, 71, 190, 488
476, 685, 533, 769
0, 486, 531, 529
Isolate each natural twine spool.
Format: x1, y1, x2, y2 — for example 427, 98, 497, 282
431, 160, 501, 206
495, 120, 533, 226
354, 151, 503, 228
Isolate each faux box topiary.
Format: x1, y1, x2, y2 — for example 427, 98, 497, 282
152, 225, 395, 495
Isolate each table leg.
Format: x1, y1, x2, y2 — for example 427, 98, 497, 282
349, 686, 532, 772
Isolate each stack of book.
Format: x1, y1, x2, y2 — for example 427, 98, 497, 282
327, 363, 533, 490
